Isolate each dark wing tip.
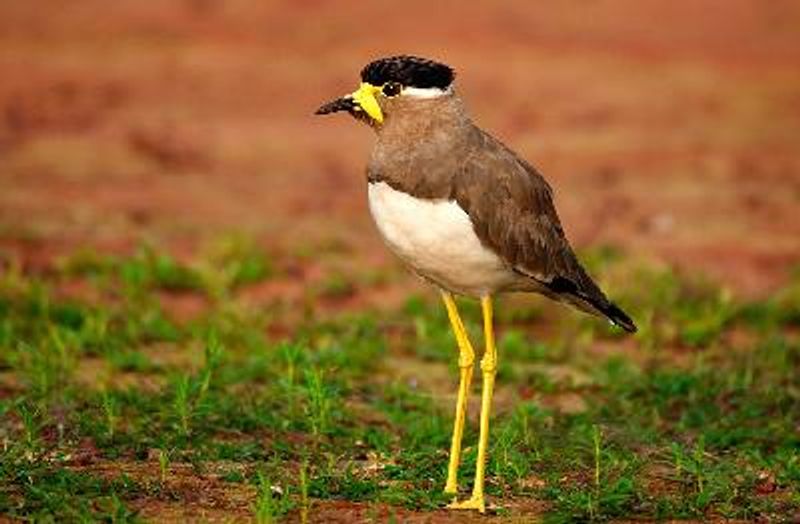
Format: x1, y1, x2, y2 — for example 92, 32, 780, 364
544, 276, 637, 333
604, 302, 637, 333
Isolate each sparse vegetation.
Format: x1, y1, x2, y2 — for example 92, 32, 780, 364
0, 244, 797, 521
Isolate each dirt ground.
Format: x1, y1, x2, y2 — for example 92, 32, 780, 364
1, 1, 800, 521
1, 0, 799, 298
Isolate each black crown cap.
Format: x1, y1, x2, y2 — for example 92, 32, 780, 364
360, 55, 455, 90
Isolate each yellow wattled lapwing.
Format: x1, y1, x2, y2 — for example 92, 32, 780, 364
316, 55, 636, 513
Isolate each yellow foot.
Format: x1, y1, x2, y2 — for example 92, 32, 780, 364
446, 495, 486, 513
443, 483, 457, 495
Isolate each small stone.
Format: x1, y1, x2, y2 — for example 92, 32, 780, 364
755, 471, 776, 494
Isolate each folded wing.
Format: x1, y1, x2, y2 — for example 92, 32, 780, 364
453, 130, 636, 333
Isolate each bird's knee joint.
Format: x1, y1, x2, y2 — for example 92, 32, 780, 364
458, 352, 475, 369
480, 356, 497, 374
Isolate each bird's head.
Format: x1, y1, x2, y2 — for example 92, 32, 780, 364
315, 55, 455, 128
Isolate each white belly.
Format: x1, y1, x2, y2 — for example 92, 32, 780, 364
367, 181, 515, 297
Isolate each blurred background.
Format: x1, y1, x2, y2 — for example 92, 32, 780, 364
2, 2, 800, 521
1, 0, 799, 300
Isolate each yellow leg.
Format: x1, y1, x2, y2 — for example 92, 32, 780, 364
448, 295, 496, 513
441, 291, 475, 496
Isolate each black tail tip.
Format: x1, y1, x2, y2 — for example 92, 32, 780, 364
606, 303, 637, 333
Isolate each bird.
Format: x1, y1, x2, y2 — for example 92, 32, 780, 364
316, 55, 636, 513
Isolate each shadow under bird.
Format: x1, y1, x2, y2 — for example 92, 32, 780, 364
316, 55, 636, 513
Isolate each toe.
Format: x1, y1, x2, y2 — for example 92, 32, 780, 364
446, 496, 485, 513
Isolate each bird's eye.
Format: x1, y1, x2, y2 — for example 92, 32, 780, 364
382, 82, 402, 97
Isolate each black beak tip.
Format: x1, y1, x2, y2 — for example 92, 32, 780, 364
315, 96, 355, 117
314, 104, 332, 116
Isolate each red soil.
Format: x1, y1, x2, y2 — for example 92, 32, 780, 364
2, 1, 799, 298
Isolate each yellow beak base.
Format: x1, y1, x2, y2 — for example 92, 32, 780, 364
351, 83, 384, 124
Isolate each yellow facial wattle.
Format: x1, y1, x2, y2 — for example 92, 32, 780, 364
351, 82, 384, 123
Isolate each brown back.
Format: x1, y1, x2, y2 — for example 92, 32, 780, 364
369, 94, 597, 287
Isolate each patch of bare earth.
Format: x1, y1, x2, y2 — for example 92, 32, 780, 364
299, 498, 548, 524
1, 0, 798, 301
72, 459, 252, 522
